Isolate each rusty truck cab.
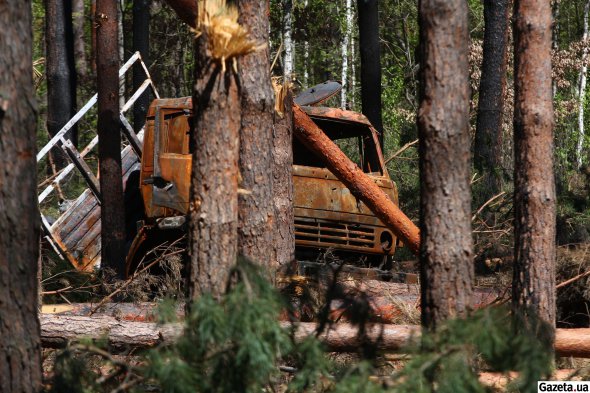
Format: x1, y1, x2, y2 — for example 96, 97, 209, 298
292, 107, 398, 266
126, 97, 398, 274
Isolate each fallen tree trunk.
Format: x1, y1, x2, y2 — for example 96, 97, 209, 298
39, 314, 419, 352
292, 105, 420, 254
39, 314, 590, 357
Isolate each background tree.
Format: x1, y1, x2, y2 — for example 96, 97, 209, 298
237, 0, 276, 273
97, 0, 126, 277
133, 0, 151, 132
357, 0, 384, 148
473, 0, 511, 200
512, 0, 556, 332
188, 2, 242, 299
73, 0, 87, 80
45, 0, 77, 169
0, 0, 42, 390
417, 0, 474, 330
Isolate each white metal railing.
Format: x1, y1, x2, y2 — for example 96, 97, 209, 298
37, 51, 159, 204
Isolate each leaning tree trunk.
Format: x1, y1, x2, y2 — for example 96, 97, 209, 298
97, 0, 127, 277
237, 0, 277, 273
474, 0, 511, 199
512, 0, 556, 335
417, 0, 474, 330
357, 0, 383, 148
133, 0, 151, 132
188, 33, 241, 299
0, 1, 42, 390
45, 0, 78, 169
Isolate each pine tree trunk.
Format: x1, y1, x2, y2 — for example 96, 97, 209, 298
512, 0, 556, 332
133, 0, 151, 132
45, 0, 78, 168
97, 0, 126, 277
417, 0, 474, 330
237, 0, 276, 273
188, 34, 241, 299
474, 0, 511, 198
0, 1, 42, 390
273, 91, 295, 266
73, 0, 88, 79
577, 0, 590, 169
283, 0, 294, 78
357, 0, 383, 148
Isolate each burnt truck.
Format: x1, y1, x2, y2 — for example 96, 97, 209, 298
125, 96, 399, 274
37, 54, 399, 275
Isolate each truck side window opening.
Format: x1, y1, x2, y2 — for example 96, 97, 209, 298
161, 112, 191, 155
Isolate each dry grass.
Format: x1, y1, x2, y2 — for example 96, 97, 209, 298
194, 0, 262, 73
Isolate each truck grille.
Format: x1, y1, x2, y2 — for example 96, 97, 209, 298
294, 218, 375, 250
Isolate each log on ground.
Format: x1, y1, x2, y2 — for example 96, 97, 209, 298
39, 315, 590, 357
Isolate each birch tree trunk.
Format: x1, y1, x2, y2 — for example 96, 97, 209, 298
417, 0, 474, 330
283, 0, 294, 79
512, 0, 556, 337
0, 1, 42, 389
577, 0, 590, 169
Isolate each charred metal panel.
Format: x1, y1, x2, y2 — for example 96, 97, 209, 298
49, 144, 140, 270
293, 165, 398, 255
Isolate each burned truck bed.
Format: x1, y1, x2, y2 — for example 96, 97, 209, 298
38, 52, 158, 271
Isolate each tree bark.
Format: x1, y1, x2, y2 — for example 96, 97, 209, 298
512, 0, 556, 333
162, 0, 197, 27
133, 0, 151, 132
293, 105, 420, 254
273, 91, 296, 266
341, 0, 353, 109
357, 0, 383, 147
97, 0, 127, 277
73, 0, 88, 79
188, 32, 241, 299
91, 0, 97, 74
45, 0, 78, 169
118, 0, 126, 109
577, 0, 590, 169
417, 0, 474, 330
0, 1, 42, 390
38, 315, 590, 358
474, 0, 511, 198
237, 0, 276, 274
283, 0, 294, 79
